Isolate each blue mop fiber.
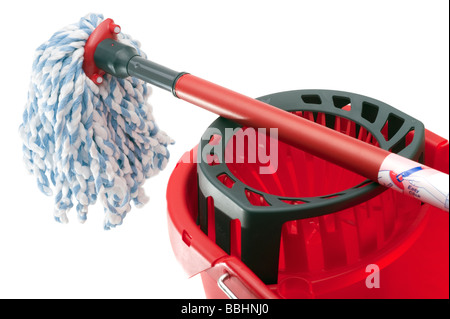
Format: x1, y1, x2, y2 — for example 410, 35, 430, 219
19, 13, 173, 229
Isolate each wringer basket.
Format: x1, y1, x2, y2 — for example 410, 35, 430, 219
166, 89, 449, 298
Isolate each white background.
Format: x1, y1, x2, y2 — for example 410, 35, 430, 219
0, 0, 448, 299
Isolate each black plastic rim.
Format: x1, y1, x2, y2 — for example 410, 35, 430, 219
196, 89, 425, 284
198, 89, 425, 220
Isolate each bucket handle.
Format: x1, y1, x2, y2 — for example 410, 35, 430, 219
217, 273, 238, 299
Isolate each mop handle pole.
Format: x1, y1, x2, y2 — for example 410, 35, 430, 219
174, 74, 449, 212
94, 38, 449, 212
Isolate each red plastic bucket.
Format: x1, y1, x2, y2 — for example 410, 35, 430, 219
167, 128, 449, 299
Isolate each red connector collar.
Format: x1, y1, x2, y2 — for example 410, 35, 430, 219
83, 18, 121, 84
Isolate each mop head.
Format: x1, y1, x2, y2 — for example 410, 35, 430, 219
19, 13, 173, 229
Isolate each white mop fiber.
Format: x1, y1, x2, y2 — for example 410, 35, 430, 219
19, 13, 173, 229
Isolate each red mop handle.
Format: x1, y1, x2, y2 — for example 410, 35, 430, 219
174, 74, 449, 212
83, 19, 449, 212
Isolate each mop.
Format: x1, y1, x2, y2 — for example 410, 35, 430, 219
19, 14, 173, 229
19, 13, 449, 231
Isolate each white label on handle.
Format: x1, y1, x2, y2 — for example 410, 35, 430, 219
378, 153, 449, 212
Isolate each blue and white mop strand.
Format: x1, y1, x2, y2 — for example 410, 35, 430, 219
19, 14, 173, 229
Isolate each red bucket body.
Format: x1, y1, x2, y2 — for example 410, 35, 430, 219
166, 129, 449, 299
